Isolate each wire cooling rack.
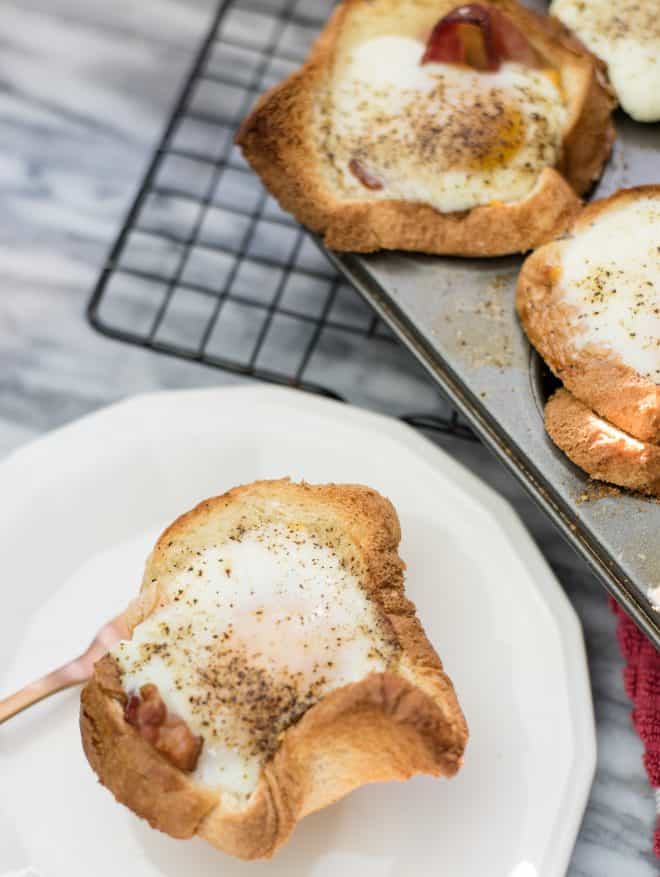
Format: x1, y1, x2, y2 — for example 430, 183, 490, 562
88, 0, 476, 440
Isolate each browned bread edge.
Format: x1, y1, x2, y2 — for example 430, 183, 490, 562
81, 479, 468, 860
545, 389, 660, 497
236, 0, 615, 256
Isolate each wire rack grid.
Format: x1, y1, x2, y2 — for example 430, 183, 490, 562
87, 0, 476, 441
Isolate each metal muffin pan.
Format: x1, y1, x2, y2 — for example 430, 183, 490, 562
329, 107, 660, 646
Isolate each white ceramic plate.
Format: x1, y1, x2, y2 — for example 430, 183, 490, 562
0, 386, 595, 877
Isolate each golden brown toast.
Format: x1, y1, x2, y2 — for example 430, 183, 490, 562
237, 0, 615, 256
80, 479, 467, 860
551, 0, 660, 122
545, 389, 660, 497
517, 186, 660, 445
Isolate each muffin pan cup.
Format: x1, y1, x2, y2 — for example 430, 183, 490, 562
329, 110, 660, 645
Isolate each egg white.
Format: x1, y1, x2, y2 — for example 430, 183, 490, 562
559, 196, 660, 382
315, 35, 567, 212
113, 523, 395, 807
552, 0, 660, 122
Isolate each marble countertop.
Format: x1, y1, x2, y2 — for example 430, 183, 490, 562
0, 1, 656, 873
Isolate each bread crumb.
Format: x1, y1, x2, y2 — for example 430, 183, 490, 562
575, 481, 622, 504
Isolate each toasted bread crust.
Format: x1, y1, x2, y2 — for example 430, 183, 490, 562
236, 0, 615, 256
80, 655, 218, 839
517, 186, 660, 444
80, 480, 467, 860
545, 389, 660, 497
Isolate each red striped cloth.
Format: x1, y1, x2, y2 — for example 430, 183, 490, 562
610, 598, 660, 858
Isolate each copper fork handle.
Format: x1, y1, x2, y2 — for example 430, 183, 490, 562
0, 661, 88, 725
0, 612, 127, 726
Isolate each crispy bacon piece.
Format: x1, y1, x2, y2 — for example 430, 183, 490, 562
422, 4, 541, 72
349, 158, 384, 190
124, 683, 203, 772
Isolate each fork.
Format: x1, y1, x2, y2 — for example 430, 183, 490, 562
0, 613, 128, 725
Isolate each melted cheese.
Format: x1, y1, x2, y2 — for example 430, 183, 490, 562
112, 523, 397, 807
315, 35, 567, 212
559, 196, 660, 382
552, 0, 660, 122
